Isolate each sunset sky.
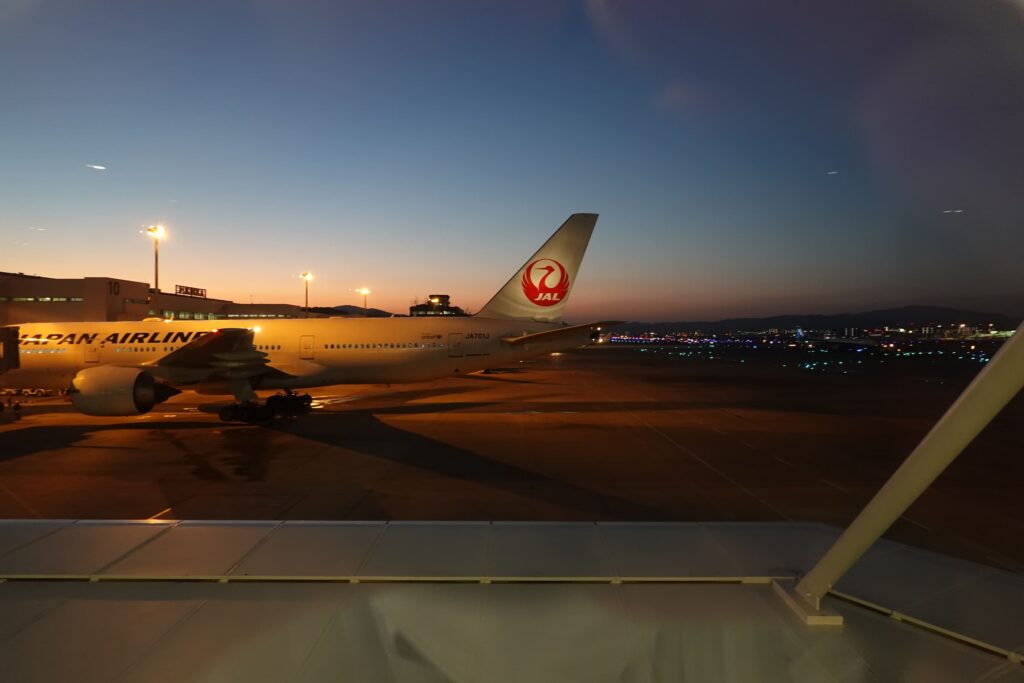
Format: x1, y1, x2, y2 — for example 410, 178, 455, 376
2, 0, 1023, 321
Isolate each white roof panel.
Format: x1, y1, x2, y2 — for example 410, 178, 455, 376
359, 521, 489, 577
486, 522, 608, 576
231, 521, 383, 577
0, 520, 67, 558
600, 522, 761, 577
100, 521, 277, 576
0, 520, 170, 575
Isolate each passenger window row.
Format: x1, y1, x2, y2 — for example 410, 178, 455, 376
322, 342, 445, 350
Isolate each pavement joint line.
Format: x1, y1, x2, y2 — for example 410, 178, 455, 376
577, 382, 790, 520
899, 515, 932, 532
0, 480, 43, 518
633, 411, 793, 522
819, 478, 850, 494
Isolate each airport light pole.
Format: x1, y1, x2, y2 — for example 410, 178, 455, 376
301, 272, 313, 317
357, 288, 370, 315
145, 225, 166, 291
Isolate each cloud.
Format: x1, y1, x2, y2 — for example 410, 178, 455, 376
85, 164, 107, 171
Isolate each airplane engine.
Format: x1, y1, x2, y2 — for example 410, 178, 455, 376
70, 366, 180, 416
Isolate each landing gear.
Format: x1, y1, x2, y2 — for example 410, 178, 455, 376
266, 391, 312, 414
217, 391, 312, 423
218, 402, 273, 423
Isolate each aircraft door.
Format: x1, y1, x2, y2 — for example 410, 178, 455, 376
448, 333, 464, 358
300, 335, 315, 360
84, 343, 100, 364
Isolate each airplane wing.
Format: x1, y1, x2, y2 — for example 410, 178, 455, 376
501, 321, 622, 346
152, 327, 266, 373
145, 328, 287, 400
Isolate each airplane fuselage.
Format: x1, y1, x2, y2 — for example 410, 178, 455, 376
2, 316, 588, 394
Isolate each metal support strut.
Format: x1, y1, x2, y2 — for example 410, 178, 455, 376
786, 321, 1024, 623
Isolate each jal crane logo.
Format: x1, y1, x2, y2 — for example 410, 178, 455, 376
522, 258, 569, 307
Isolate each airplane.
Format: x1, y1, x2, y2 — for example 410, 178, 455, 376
0, 214, 617, 422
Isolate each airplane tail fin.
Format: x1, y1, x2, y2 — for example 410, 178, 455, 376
476, 213, 597, 322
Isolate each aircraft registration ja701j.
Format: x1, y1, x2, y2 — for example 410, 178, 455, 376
0, 214, 618, 421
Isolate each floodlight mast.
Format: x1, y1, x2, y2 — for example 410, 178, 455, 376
301, 272, 313, 317
145, 225, 166, 291
794, 320, 1024, 613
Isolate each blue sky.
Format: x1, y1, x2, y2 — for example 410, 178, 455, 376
2, 0, 1022, 320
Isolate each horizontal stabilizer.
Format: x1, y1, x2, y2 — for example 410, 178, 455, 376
501, 321, 621, 346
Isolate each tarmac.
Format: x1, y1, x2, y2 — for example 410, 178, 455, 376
1, 347, 1021, 571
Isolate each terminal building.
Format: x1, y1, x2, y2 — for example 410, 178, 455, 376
0, 271, 313, 325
